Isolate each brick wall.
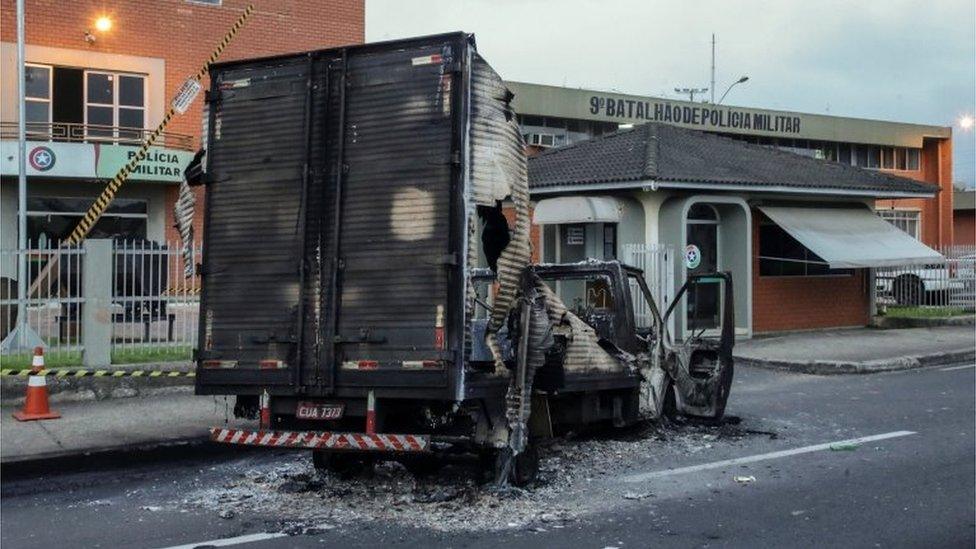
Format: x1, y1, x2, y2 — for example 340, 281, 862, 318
1, 0, 364, 244
751, 210, 869, 333
954, 210, 975, 245
875, 137, 953, 248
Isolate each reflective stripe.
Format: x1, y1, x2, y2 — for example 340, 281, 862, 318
208, 428, 429, 452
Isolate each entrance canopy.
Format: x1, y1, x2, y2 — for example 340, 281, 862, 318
533, 196, 622, 224
758, 205, 943, 268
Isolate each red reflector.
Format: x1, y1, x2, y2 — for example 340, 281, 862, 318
359, 360, 379, 370
259, 359, 284, 369
201, 359, 237, 368
422, 360, 440, 369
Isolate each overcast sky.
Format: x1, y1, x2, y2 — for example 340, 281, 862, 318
367, 0, 976, 188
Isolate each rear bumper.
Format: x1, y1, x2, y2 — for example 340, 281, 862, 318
209, 427, 430, 452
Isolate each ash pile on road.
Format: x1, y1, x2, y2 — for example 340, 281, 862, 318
182, 417, 772, 533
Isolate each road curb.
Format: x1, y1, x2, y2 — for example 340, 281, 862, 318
0, 434, 258, 480
735, 348, 976, 375
871, 315, 976, 329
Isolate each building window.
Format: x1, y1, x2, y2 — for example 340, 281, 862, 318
759, 221, 853, 277
27, 196, 148, 246
186, 0, 222, 4
882, 147, 895, 169
25, 64, 52, 127
85, 71, 146, 140
905, 148, 920, 171
877, 209, 920, 240
603, 224, 617, 260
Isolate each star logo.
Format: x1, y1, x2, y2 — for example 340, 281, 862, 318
29, 146, 56, 171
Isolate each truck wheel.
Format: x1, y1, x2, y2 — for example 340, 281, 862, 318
509, 444, 539, 487
893, 274, 923, 306
661, 378, 678, 421
482, 444, 540, 487
401, 455, 443, 477
312, 451, 372, 478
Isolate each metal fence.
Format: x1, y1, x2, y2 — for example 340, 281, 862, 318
876, 245, 976, 310
623, 243, 675, 331
0, 241, 85, 359
111, 240, 201, 362
0, 240, 200, 365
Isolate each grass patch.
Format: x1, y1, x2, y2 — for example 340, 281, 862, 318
884, 306, 968, 319
111, 346, 192, 365
0, 350, 83, 369
1, 346, 191, 368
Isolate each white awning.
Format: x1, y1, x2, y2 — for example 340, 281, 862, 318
533, 196, 622, 224
759, 205, 943, 268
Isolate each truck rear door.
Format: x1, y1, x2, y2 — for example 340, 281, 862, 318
196, 34, 471, 398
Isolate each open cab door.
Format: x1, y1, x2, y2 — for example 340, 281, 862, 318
660, 272, 735, 420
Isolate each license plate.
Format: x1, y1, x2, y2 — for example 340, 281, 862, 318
295, 402, 344, 420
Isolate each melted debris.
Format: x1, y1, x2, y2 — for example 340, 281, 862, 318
181, 417, 774, 533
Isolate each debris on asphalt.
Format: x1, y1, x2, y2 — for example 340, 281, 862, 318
733, 475, 757, 484
218, 509, 235, 519
180, 417, 774, 533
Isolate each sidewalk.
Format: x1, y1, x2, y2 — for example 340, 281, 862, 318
734, 326, 976, 374
1, 393, 246, 465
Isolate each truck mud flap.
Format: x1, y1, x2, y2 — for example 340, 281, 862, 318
209, 427, 430, 452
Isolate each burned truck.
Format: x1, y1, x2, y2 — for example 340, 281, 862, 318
194, 32, 734, 485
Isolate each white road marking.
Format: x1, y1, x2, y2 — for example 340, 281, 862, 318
622, 430, 916, 483
940, 364, 975, 371
156, 532, 288, 549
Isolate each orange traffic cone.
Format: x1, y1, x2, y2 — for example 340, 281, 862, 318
13, 347, 60, 421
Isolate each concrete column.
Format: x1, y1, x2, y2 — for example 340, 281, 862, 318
867, 268, 878, 318
82, 239, 113, 367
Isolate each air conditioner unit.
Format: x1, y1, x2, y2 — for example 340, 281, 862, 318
525, 132, 557, 148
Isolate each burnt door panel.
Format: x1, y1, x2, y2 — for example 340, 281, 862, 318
199, 60, 310, 386
326, 43, 460, 388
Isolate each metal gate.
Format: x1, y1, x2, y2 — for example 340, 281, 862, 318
624, 243, 675, 332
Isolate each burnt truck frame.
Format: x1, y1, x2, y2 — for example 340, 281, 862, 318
194, 32, 734, 484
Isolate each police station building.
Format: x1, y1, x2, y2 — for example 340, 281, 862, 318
513, 82, 953, 336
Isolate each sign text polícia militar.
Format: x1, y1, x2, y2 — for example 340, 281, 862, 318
589, 95, 801, 134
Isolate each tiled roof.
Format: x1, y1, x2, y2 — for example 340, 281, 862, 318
528, 122, 938, 197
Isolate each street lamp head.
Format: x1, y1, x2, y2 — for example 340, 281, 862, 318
737, 75, 750, 84
960, 114, 974, 131
95, 16, 113, 33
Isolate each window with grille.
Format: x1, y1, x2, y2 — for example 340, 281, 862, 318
877, 209, 920, 240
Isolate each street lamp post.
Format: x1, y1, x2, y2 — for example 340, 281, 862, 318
1, 0, 45, 352
717, 76, 750, 105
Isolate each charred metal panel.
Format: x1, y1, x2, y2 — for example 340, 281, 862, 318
197, 34, 479, 398
198, 58, 311, 382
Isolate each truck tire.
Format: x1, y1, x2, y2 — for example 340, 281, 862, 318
661, 377, 678, 421
401, 455, 443, 477
893, 274, 924, 306
312, 451, 372, 478
509, 444, 539, 487
484, 444, 539, 487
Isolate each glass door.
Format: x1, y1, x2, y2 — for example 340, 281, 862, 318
685, 204, 720, 331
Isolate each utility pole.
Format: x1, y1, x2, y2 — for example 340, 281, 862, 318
710, 33, 716, 104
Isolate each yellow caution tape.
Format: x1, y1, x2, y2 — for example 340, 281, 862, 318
0, 368, 195, 378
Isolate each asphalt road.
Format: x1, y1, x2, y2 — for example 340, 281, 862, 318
2, 363, 973, 549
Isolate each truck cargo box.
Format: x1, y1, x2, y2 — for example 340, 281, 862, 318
195, 33, 527, 400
